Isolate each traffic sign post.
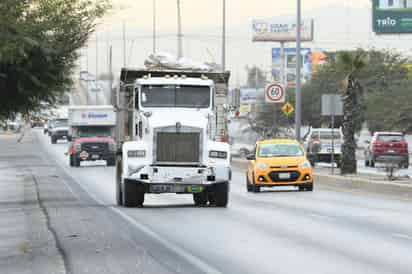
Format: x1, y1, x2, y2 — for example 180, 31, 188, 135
321, 94, 343, 175
265, 83, 285, 103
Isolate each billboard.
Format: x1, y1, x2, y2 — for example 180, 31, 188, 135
272, 48, 313, 87
373, 0, 412, 33
252, 19, 314, 42
240, 88, 259, 104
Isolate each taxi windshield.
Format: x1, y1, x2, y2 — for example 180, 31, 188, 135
258, 143, 304, 158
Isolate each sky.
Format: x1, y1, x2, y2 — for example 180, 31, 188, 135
77, 0, 412, 86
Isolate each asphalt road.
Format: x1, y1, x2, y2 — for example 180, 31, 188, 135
35, 129, 412, 274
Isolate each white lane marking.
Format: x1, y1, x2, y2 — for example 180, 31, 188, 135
37, 132, 222, 274
392, 233, 412, 241
309, 213, 331, 219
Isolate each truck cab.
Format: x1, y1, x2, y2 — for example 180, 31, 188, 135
67, 106, 117, 167
116, 70, 231, 207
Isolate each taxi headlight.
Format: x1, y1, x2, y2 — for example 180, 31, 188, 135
299, 160, 311, 168
128, 150, 146, 158
256, 162, 268, 170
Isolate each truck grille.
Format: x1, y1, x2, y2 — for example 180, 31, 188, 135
82, 143, 108, 153
156, 132, 200, 163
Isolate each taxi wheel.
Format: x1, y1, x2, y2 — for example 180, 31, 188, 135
246, 172, 253, 192
253, 185, 261, 193
299, 183, 313, 192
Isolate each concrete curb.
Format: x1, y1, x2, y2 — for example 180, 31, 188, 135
231, 158, 412, 189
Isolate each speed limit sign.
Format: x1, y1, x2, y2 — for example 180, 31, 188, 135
265, 83, 285, 103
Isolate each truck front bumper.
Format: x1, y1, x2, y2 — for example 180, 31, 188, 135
124, 165, 231, 193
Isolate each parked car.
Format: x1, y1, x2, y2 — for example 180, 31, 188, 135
246, 139, 313, 193
303, 127, 343, 167
364, 132, 409, 168
30, 117, 45, 128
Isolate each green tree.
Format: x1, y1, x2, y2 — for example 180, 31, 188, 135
0, 0, 109, 120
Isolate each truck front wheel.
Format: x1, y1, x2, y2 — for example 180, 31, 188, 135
193, 191, 208, 206
70, 155, 80, 167
211, 182, 229, 207
51, 136, 57, 144
123, 180, 145, 207
115, 156, 123, 206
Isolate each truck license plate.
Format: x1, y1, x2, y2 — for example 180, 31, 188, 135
151, 185, 173, 193
279, 173, 291, 179
91, 154, 100, 160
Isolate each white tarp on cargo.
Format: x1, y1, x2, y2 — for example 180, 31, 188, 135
144, 52, 221, 71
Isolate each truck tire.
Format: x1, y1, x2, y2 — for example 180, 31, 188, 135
193, 191, 208, 206
370, 159, 375, 168
115, 156, 123, 206
51, 136, 57, 144
212, 182, 229, 207
123, 180, 145, 207
107, 157, 116, 166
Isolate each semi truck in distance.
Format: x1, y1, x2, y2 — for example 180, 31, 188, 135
67, 105, 117, 167
114, 68, 232, 207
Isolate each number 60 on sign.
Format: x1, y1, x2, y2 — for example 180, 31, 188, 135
265, 83, 285, 103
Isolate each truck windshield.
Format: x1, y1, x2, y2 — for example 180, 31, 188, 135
53, 119, 68, 127
78, 126, 111, 138
311, 131, 341, 140
140, 85, 211, 108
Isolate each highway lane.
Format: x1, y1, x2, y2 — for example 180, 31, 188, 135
35, 129, 412, 274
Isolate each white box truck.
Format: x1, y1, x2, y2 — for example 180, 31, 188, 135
67, 105, 117, 167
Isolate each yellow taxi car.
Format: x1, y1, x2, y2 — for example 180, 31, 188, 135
246, 139, 313, 192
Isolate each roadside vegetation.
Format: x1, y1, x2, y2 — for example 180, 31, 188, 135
0, 0, 110, 120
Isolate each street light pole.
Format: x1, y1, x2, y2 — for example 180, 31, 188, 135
153, 0, 157, 54
177, 0, 183, 59
222, 0, 226, 71
295, 0, 302, 141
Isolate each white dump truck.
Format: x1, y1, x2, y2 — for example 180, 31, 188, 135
67, 105, 117, 167
114, 68, 231, 207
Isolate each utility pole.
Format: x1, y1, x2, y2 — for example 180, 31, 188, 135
153, 0, 157, 54
109, 46, 113, 105
177, 0, 183, 59
95, 32, 98, 105
295, 0, 302, 141
222, 0, 226, 71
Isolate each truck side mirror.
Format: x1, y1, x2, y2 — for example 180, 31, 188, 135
246, 154, 255, 161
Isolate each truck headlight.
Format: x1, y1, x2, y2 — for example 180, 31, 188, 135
299, 160, 311, 168
128, 150, 146, 158
256, 162, 268, 170
209, 151, 227, 159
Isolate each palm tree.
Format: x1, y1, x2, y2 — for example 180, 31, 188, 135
337, 50, 367, 175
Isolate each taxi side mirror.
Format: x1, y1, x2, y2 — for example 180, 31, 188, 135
246, 154, 255, 161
